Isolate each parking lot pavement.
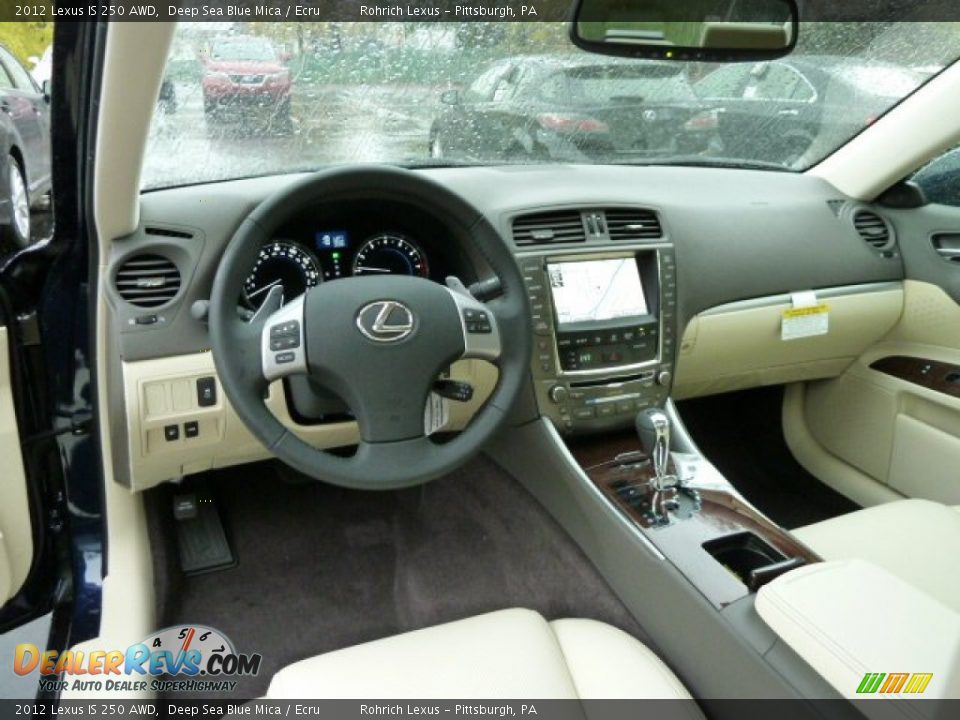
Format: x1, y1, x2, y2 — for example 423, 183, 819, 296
3, 81, 438, 254
142, 81, 438, 189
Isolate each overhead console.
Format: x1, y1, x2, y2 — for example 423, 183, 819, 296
513, 207, 677, 434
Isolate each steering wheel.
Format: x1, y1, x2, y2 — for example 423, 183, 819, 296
208, 166, 531, 490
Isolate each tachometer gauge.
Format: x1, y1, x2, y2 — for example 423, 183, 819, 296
244, 241, 321, 309
353, 234, 429, 278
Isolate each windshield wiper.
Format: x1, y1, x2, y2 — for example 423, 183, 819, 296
403, 159, 510, 170
616, 155, 793, 172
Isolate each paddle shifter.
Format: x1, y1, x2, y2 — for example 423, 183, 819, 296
635, 408, 677, 491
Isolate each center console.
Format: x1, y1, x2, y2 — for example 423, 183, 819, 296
520, 245, 678, 434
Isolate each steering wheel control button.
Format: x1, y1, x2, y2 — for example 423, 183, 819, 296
261, 294, 309, 382
164, 424, 180, 442
462, 308, 492, 334
184, 421, 199, 439
269, 335, 300, 351
270, 321, 301, 337
196, 377, 217, 407
269, 320, 302, 350
356, 300, 415, 343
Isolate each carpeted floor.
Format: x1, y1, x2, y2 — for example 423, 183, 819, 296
677, 386, 860, 529
147, 455, 647, 698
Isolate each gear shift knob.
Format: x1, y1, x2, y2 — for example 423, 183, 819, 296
636, 408, 671, 488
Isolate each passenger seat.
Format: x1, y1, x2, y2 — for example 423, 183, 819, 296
793, 499, 960, 612
266, 608, 701, 704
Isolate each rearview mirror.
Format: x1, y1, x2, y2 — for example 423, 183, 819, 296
571, 0, 798, 62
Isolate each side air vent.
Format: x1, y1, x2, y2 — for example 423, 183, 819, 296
114, 254, 182, 308
605, 209, 662, 240
853, 210, 892, 249
512, 210, 586, 246
145, 226, 194, 239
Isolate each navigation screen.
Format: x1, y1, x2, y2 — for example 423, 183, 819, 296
548, 258, 648, 326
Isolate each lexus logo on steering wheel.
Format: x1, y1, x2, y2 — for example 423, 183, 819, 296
356, 300, 416, 343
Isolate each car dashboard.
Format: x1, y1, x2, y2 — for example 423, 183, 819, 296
105, 164, 905, 491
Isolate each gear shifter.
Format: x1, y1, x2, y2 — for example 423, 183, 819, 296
635, 408, 676, 491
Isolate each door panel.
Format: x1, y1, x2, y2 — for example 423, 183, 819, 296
889, 413, 960, 503
0, 325, 33, 604
795, 195, 960, 506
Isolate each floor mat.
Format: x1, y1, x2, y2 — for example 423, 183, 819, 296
148, 455, 647, 698
677, 386, 860, 529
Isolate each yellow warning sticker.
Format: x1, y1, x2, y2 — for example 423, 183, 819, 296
781, 303, 829, 340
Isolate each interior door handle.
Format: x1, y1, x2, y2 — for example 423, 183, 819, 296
932, 233, 960, 263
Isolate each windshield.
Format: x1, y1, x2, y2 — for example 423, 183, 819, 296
142, 22, 958, 189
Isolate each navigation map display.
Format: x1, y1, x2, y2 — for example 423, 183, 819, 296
548, 258, 648, 326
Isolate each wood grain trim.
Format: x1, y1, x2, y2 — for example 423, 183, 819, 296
870, 355, 960, 400
571, 432, 820, 607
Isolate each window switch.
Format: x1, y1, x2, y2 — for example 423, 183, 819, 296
164, 424, 179, 442
184, 421, 199, 439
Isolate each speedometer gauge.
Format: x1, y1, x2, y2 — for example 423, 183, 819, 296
244, 241, 321, 309
353, 234, 429, 278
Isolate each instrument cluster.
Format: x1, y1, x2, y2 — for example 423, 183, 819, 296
243, 229, 432, 309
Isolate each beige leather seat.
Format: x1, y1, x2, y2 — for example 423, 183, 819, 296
794, 499, 960, 613
266, 608, 697, 701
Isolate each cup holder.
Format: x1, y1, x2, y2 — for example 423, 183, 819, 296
703, 532, 789, 587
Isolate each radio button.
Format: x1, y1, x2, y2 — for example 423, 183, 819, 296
572, 407, 596, 420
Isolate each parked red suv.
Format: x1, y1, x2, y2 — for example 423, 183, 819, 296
201, 36, 292, 131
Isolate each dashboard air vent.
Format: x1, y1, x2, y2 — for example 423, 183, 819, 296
512, 211, 586, 246
605, 209, 662, 240
114, 254, 181, 308
853, 210, 891, 249
144, 226, 194, 239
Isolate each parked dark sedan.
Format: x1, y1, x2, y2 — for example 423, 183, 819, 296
429, 55, 713, 163
693, 56, 926, 166
0, 44, 50, 248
